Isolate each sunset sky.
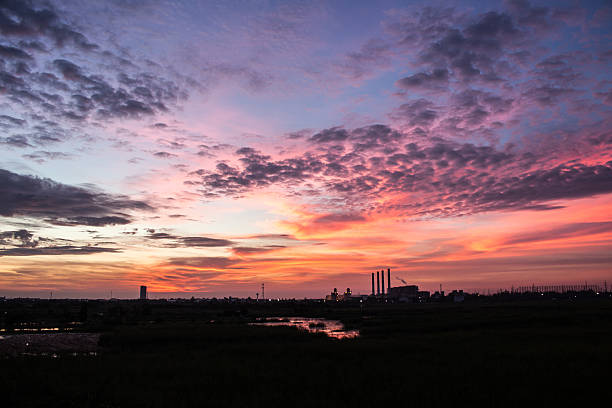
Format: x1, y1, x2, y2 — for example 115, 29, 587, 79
1, 0, 611, 298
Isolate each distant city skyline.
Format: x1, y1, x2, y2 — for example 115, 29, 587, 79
1, 0, 611, 298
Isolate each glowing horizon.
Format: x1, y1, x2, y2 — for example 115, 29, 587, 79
1, 0, 611, 298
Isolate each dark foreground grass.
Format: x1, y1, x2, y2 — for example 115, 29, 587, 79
2, 299, 611, 407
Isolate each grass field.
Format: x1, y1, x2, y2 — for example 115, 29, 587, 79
1, 298, 611, 407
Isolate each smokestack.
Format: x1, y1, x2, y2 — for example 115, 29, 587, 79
381, 270, 385, 295
377, 271, 380, 295
371, 273, 375, 295
388, 268, 391, 291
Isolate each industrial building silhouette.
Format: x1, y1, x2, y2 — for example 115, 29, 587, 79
326, 269, 439, 303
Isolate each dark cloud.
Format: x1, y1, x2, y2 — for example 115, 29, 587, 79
0, 229, 37, 247
391, 99, 438, 128
190, 146, 324, 197
157, 139, 185, 150
501, 222, 612, 246
49, 59, 175, 119
430, 89, 515, 132
375, 1, 612, 158
147, 232, 176, 240
146, 232, 234, 247
385, 159, 612, 218
386, 1, 590, 114
45, 216, 132, 227
167, 256, 236, 269
190, 121, 612, 218
312, 213, 366, 224
505, 0, 553, 31
462, 161, 612, 213
153, 151, 177, 159
197, 143, 233, 158
396, 68, 449, 90
232, 245, 285, 256
10, 127, 66, 147
522, 85, 577, 106
412, 7, 528, 83
0, 228, 119, 256
1, 135, 32, 148
349, 124, 404, 152
0, 246, 119, 256
0, 0, 194, 153
235, 234, 303, 248
309, 127, 349, 144
18, 40, 47, 52
285, 129, 312, 139
22, 151, 72, 163
0, 45, 32, 60
395, 250, 612, 272
97, 99, 155, 118
245, 234, 296, 240
181, 237, 234, 247
587, 130, 612, 146
0, 169, 152, 226
286, 212, 368, 235
336, 38, 392, 80
451, 89, 513, 115
0, 1, 97, 50
0, 115, 26, 126
53, 59, 83, 81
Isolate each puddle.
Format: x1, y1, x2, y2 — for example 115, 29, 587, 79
251, 317, 359, 339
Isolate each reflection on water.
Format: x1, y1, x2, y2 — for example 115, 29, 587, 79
251, 317, 359, 339
1, 321, 82, 333
0, 327, 71, 333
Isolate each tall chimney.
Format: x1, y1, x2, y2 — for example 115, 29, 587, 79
371, 273, 375, 295
388, 268, 391, 291
377, 271, 380, 295
381, 270, 385, 295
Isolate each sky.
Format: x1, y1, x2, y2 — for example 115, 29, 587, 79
0, 0, 611, 299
